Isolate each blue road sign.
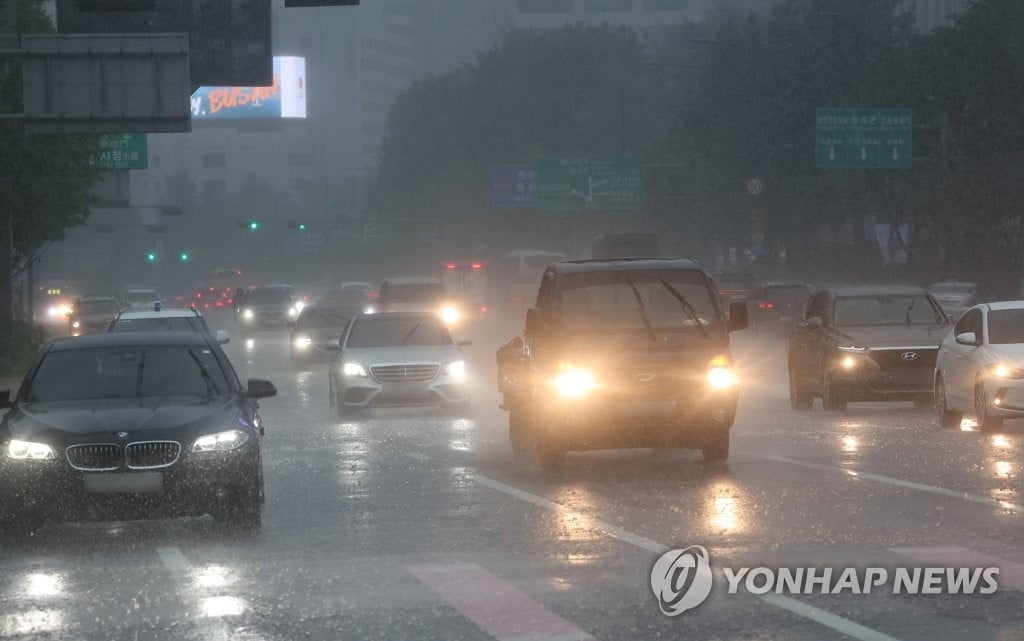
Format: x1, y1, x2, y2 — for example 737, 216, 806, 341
492, 164, 537, 208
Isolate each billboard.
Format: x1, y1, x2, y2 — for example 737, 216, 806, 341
190, 57, 307, 120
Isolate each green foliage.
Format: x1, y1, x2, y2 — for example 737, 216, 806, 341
0, 321, 46, 378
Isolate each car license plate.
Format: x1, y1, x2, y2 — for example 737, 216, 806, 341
83, 472, 163, 494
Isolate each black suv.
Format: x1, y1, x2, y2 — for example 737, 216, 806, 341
497, 259, 748, 469
787, 286, 949, 411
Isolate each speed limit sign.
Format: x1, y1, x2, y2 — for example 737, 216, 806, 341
746, 177, 765, 197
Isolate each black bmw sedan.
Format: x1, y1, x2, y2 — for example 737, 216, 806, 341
0, 331, 276, 530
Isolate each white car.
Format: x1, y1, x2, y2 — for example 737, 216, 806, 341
328, 312, 470, 416
928, 281, 977, 321
124, 288, 161, 311
935, 301, 1024, 431
109, 308, 230, 344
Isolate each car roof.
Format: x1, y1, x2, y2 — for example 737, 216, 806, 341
115, 309, 201, 319
758, 281, 813, 288
929, 281, 976, 288
383, 276, 444, 285
825, 285, 928, 297
340, 281, 372, 287
48, 331, 211, 351
76, 295, 119, 303
353, 311, 440, 322
126, 288, 158, 293
548, 258, 705, 274
984, 301, 1024, 311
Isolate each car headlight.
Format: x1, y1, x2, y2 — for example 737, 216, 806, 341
71, 320, 81, 328
553, 367, 597, 398
48, 304, 71, 318
242, 308, 254, 320
288, 306, 300, 317
707, 354, 737, 390
294, 301, 306, 313
192, 429, 250, 453
439, 305, 461, 325
445, 360, 466, 380
7, 440, 55, 460
343, 362, 368, 378
987, 363, 1024, 380
839, 355, 859, 370
294, 335, 312, 350
364, 306, 377, 314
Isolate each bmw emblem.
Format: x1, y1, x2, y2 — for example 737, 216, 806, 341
117, 431, 130, 439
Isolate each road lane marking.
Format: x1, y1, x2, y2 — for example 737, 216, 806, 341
759, 454, 1023, 513
475, 474, 904, 641
404, 452, 432, 462
408, 562, 596, 641
892, 546, 1024, 592
156, 546, 193, 574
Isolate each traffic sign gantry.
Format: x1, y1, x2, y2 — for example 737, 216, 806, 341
535, 155, 645, 211
91, 134, 148, 170
815, 108, 913, 170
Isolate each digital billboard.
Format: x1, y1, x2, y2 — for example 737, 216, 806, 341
190, 57, 307, 120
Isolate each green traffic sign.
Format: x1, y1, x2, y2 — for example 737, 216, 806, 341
815, 108, 912, 169
92, 133, 148, 170
535, 155, 645, 211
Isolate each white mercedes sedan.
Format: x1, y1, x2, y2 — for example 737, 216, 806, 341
327, 312, 470, 416
935, 301, 1024, 431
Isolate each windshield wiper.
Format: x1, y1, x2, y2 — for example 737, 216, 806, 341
400, 322, 422, 345
659, 279, 710, 341
135, 352, 146, 398
188, 349, 218, 398
626, 277, 659, 343
905, 297, 916, 326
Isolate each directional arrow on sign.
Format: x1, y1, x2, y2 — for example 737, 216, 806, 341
892, 148, 899, 161
829, 147, 836, 161
860, 148, 867, 161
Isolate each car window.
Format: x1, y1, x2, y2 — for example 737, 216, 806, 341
805, 293, 829, 321
75, 299, 120, 314
384, 283, 447, 303
297, 308, 354, 329
246, 288, 294, 304
110, 317, 204, 333
986, 309, 1024, 344
833, 295, 946, 327
346, 317, 453, 348
25, 347, 229, 402
954, 309, 981, 337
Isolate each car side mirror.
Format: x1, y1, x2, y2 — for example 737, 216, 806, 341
243, 378, 277, 399
0, 389, 11, 410
727, 302, 748, 332
457, 337, 472, 346
286, 321, 296, 329
215, 330, 230, 345
806, 316, 824, 327
525, 307, 545, 335
324, 338, 342, 352
955, 332, 978, 346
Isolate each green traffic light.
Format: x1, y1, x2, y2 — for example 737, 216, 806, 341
298, 223, 307, 231
179, 252, 190, 262
249, 221, 260, 231
146, 252, 157, 262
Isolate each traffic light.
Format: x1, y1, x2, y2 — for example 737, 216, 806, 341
287, 221, 309, 231
179, 252, 191, 263
146, 252, 158, 263
249, 220, 260, 231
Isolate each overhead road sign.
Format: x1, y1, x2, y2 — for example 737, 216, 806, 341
91, 134, 148, 169
535, 155, 645, 211
491, 165, 537, 208
815, 108, 912, 169
20, 34, 191, 134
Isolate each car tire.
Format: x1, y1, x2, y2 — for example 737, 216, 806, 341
537, 435, 566, 472
935, 374, 963, 429
823, 376, 847, 412
789, 366, 813, 411
509, 407, 532, 459
702, 427, 730, 463
975, 381, 1003, 433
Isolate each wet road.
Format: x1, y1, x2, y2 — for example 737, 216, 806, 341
2, 313, 1023, 640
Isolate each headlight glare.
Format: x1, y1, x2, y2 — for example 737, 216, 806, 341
988, 363, 1024, 379
343, 362, 368, 378
439, 305, 461, 325
71, 320, 81, 328
706, 354, 737, 390
840, 355, 858, 370
192, 429, 250, 452
242, 308, 254, 320
7, 440, 55, 460
553, 368, 597, 398
445, 360, 466, 380
294, 335, 312, 350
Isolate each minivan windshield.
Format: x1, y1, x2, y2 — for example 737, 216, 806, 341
557, 269, 719, 333
834, 295, 946, 327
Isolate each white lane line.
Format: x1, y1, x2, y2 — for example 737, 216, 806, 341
157, 546, 193, 574
404, 452, 432, 462
760, 595, 901, 641
759, 454, 1023, 513
474, 474, 904, 641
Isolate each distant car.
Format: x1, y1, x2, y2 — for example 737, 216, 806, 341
237, 285, 302, 333
0, 331, 276, 530
327, 312, 471, 416
376, 276, 461, 326
289, 305, 359, 365
321, 281, 375, 307
752, 282, 814, 336
934, 302, 1024, 431
68, 296, 122, 336
124, 288, 161, 311
788, 286, 949, 411
713, 270, 758, 304
928, 281, 978, 321
108, 308, 229, 344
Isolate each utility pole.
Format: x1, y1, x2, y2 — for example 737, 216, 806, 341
0, 0, 16, 333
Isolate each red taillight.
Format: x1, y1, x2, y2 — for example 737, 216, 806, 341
445, 263, 457, 270
480, 306, 489, 313
209, 287, 215, 292
758, 301, 775, 310
196, 292, 202, 299
215, 300, 224, 307
471, 262, 483, 270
